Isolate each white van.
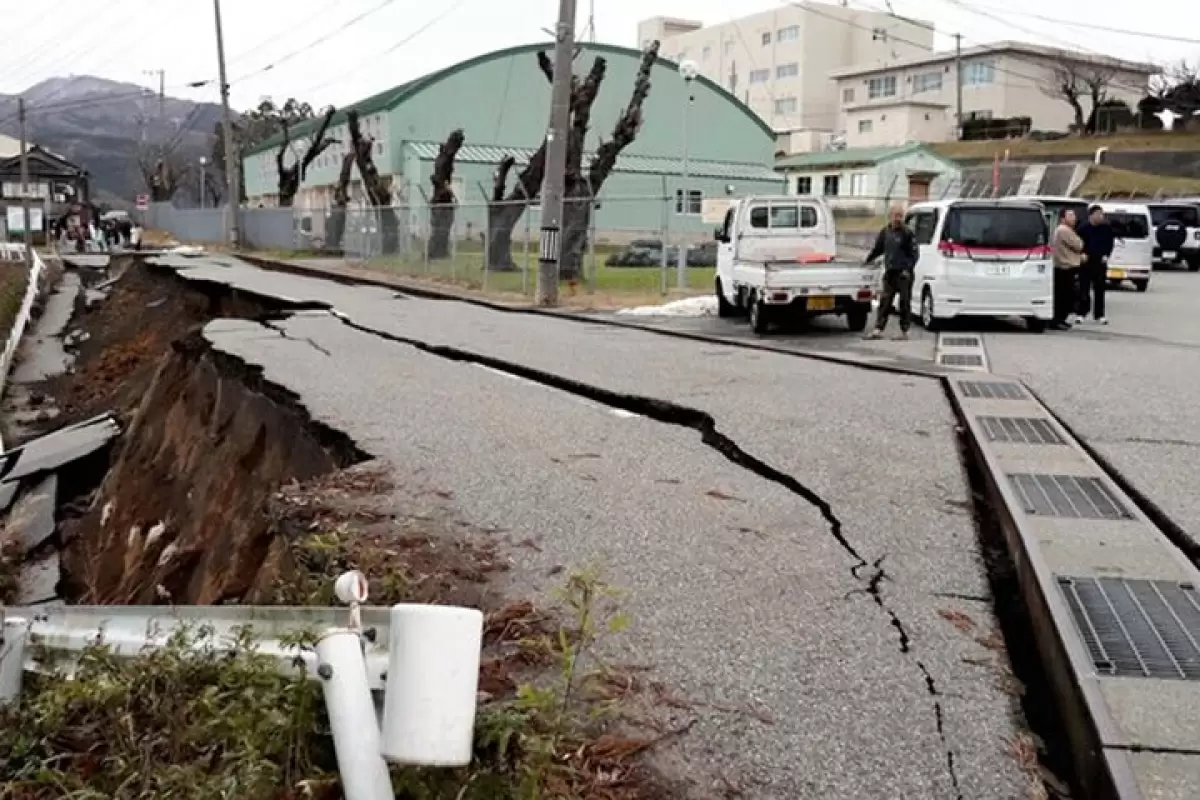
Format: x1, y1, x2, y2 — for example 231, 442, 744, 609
904, 199, 1053, 332
1094, 202, 1153, 292
714, 196, 876, 334
1146, 201, 1200, 272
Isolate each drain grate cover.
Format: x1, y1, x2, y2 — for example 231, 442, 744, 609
940, 353, 984, 367
1058, 576, 1200, 680
1008, 473, 1133, 520
943, 336, 981, 347
979, 416, 1065, 445
960, 380, 1025, 400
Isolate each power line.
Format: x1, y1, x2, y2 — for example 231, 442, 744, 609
951, 0, 1200, 46
226, 0, 348, 63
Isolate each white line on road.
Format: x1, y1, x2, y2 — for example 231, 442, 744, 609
474, 365, 641, 419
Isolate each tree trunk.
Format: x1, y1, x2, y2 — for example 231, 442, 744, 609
428, 129, 464, 260
327, 151, 356, 252
486, 200, 526, 271
347, 110, 398, 254
559, 182, 592, 281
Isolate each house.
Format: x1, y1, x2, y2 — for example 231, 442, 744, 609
0, 133, 91, 240
829, 41, 1158, 148
637, 3, 934, 151
775, 143, 960, 215
240, 42, 785, 244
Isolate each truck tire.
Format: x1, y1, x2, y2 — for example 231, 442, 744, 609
716, 278, 736, 318
1188, 255, 1200, 272
749, 299, 770, 335
1134, 278, 1150, 292
845, 304, 870, 333
1026, 317, 1046, 333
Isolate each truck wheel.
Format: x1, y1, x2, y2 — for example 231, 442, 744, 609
1188, 256, 1200, 272
1026, 317, 1046, 333
845, 304, 869, 333
920, 289, 941, 332
715, 278, 736, 318
1134, 279, 1150, 292
749, 299, 770, 335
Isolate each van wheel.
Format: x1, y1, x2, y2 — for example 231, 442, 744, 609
845, 304, 869, 333
749, 299, 770, 335
1026, 317, 1046, 333
715, 278, 736, 318
1134, 279, 1150, 292
1188, 256, 1200, 272
920, 289, 940, 331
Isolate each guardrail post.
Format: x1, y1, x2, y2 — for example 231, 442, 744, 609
0, 614, 27, 704
316, 629, 393, 800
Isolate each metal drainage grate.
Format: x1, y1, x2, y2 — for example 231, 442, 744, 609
1008, 473, 1134, 520
960, 380, 1025, 400
1058, 576, 1200, 680
940, 353, 984, 367
942, 336, 981, 347
979, 416, 1065, 445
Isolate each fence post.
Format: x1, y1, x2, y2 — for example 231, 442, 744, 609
0, 616, 25, 704
659, 176, 669, 296
317, 629, 394, 800
522, 196, 532, 295
478, 185, 491, 291
417, 187, 431, 274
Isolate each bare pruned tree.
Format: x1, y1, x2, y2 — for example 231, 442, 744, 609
1040, 56, 1118, 134
276, 107, 338, 207
428, 129, 465, 259
346, 109, 398, 253
137, 142, 190, 202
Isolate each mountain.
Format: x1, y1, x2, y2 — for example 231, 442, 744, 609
0, 76, 224, 208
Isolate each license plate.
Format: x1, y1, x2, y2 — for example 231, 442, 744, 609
985, 264, 1010, 276
1109, 269, 1126, 279
807, 295, 835, 311
1162, 251, 1176, 259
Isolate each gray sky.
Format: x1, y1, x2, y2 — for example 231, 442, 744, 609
2, 0, 1196, 111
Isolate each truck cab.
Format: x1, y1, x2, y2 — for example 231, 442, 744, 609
713, 195, 876, 335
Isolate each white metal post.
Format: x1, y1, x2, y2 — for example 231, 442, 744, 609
316, 629, 393, 800
0, 615, 26, 704
676, 64, 697, 290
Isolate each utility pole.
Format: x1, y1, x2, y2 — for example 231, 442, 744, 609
144, 69, 165, 121
18, 99, 32, 271
536, 0, 577, 307
954, 33, 963, 141
213, 0, 239, 247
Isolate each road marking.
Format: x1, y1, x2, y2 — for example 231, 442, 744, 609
474, 365, 639, 419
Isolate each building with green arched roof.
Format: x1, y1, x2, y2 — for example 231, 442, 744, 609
240, 42, 784, 243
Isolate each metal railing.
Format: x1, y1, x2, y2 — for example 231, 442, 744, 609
0, 572, 483, 800
0, 243, 46, 451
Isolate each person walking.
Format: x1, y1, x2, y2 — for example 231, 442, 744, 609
1050, 208, 1085, 330
862, 205, 919, 341
1076, 204, 1115, 325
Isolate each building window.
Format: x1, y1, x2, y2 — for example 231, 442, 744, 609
842, 87, 855, 103
867, 75, 897, 99
776, 62, 798, 79
749, 69, 770, 84
871, 26, 888, 41
963, 60, 996, 86
702, 45, 711, 60
761, 31, 771, 46
774, 97, 797, 114
912, 71, 943, 93
857, 119, 873, 133
795, 176, 812, 194
850, 173, 869, 196
823, 175, 840, 196
777, 25, 799, 41
675, 188, 703, 215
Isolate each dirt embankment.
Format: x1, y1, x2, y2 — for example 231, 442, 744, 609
27, 258, 368, 604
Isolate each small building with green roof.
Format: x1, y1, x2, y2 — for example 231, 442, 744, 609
774, 143, 961, 217
240, 42, 785, 243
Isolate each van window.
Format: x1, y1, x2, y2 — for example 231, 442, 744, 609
907, 211, 938, 244
749, 204, 817, 229
1149, 205, 1200, 227
1106, 212, 1150, 239
942, 206, 1047, 248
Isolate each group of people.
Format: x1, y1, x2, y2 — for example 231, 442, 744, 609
1050, 205, 1115, 329
48, 216, 142, 254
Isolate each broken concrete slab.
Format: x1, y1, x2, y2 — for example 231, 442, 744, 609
4, 473, 57, 551
0, 480, 18, 513
17, 550, 60, 604
0, 413, 120, 483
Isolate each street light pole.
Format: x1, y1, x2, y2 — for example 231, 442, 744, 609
18, 98, 32, 271
199, 157, 208, 209
213, 0, 239, 247
536, 0, 578, 307
676, 62, 698, 291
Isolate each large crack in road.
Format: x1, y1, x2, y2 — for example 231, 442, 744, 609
314, 308, 965, 798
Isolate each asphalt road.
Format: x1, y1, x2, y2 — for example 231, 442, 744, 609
150, 254, 1028, 798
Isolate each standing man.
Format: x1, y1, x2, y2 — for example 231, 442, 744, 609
1076, 204, 1115, 325
1050, 208, 1085, 330
863, 205, 919, 341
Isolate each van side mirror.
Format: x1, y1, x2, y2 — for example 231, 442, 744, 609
713, 227, 723, 242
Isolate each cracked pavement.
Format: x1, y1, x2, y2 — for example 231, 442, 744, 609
152, 254, 1029, 797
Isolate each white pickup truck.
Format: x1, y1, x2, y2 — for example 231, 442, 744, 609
713, 195, 877, 335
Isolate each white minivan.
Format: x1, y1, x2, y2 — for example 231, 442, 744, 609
904, 199, 1054, 332
1094, 202, 1154, 292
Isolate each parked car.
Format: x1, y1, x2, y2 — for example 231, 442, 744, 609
1146, 201, 1200, 271
605, 238, 716, 267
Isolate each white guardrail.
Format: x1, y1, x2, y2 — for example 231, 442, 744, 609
0, 243, 47, 451
0, 572, 484, 800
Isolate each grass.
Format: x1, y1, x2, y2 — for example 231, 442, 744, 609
0, 262, 29, 342
1076, 165, 1200, 198
930, 131, 1200, 161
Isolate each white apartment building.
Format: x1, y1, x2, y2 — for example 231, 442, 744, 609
829, 42, 1158, 148
637, 3, 934, 151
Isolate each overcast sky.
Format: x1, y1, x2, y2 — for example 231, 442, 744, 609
1, 0, 1196, 111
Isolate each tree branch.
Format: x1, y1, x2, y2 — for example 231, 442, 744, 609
566, 58, 606, 178
589, 41, 659, 189
430, 128, 465, 203
299, 107, 337, 180
492, 155, 516, 202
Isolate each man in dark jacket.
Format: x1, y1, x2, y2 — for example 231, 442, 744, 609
863, 205, 919, 340
1076, 205, 1115, 325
